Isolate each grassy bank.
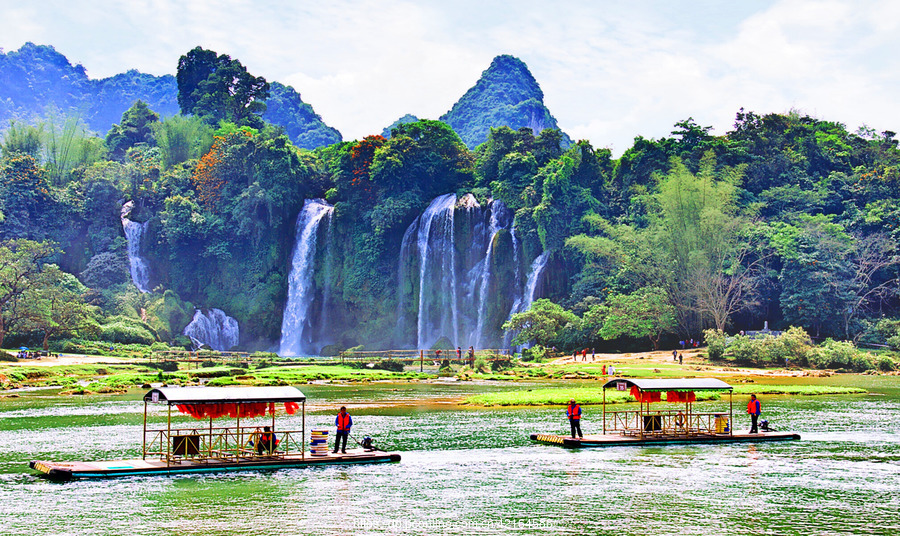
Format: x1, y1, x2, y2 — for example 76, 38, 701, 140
462, 384, 867, 407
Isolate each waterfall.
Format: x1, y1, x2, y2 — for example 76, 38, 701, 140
120, 201, 151, 293
415, 193, 459, 350
183, 309, 240, 351
520, 251, 550, 312
473, 201, 512, 347
397, 194, 518, 350
503, 251, 550, 347
279, 199, 334, 356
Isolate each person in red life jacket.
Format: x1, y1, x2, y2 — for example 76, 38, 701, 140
747, 394, 761, 433
333, 406, 352, 454
566, 399, 583, 438
255, 426, 277, 455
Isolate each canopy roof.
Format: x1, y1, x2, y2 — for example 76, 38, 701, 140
602, 378, 732, 392
143, 386, 306, 405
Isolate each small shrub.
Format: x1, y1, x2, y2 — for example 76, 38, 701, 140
473, 355, 490, 373
491, 358, 513, 372
877, 356, 896, 372
375, 360, 404, 372
200, 360, 217, 368
0, 351, 18, 362
704, 329, 726, 360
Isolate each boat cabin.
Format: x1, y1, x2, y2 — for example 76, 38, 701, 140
600, 378, 734, 439
143, 386, 307, 464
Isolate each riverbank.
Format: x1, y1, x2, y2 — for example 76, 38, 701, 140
0, 347, 893, 394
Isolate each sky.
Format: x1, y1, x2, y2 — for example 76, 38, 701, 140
1, 0, 898, 155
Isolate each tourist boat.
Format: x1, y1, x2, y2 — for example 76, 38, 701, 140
30, 386, 400, 480
530, 378, 800, 448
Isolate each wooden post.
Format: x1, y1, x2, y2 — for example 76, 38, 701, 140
602, 386, 606, 434
302, 400, 306, 459
166, 403, 172, 466
209, 416, 213, 458
142, 400, 148, 460
729, 391, 733, 436
420, 350, 424, 372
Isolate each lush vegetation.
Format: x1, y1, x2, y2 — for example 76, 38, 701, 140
461, 383, 865, 407
2, 45, 900, 368
0, 43, 340, 150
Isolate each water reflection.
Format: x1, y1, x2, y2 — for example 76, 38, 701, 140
0, 378, 898, 535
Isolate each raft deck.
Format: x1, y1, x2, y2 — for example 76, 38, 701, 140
30, 449, 401, 480
530, 431, 800, 448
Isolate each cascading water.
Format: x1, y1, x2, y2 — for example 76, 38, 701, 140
473, 201, 513, 348
279, 199, 334, 356
120, 201, 151, 293
397, 194, 519, 350
503, 250, 550, 347
183, 309, 240, 351
415, 193, 460, 350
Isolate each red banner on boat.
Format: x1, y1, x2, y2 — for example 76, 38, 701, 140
666, 391, 696, 403
630, 386, 661, 403
175, 401, 300, 420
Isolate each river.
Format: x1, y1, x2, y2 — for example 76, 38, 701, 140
0, 376, 898, 535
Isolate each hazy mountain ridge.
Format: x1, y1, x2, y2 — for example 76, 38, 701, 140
0, 43, 340, 149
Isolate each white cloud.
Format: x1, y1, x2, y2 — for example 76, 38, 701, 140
1, 0, 898, 153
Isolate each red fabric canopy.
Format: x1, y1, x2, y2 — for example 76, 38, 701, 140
666, 391, 696, 403
175, 401, 301, 420
630, 386, 662, 403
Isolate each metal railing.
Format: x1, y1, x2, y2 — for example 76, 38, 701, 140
143, 425, 305, 464
603, 410, 732, 437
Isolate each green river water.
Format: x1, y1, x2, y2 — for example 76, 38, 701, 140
0, 376, 898, 535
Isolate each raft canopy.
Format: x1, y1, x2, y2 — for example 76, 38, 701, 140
144, 386, 307, 405
602, 378, 733, 392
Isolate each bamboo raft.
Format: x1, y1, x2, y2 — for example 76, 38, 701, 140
531, 378, 801, 448
30, 386, 400, 480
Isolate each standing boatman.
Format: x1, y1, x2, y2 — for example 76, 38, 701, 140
566, 399, 583, 439
333, 406, 352, 454
747, 394, 761, 434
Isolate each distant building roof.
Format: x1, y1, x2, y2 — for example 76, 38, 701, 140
601, 378, 733, 392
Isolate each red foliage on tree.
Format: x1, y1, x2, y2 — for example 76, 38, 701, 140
192, 136, 227, 210
349, 135, 386, 198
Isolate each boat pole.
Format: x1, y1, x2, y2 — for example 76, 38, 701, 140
167, 403, 172, 466
729, 390, 733, 436
208, 416, 213, 458
420, 350, 423, 372
142, 400, 148, 460
602, 386, 606, 434
302, 400, 306, 459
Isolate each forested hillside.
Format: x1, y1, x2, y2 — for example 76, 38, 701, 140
2, 46, 899, 370
0, 43, 340, 150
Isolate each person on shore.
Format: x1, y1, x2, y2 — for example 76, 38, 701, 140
678, 353, 683, 365
608, 364, 615, 376
254, 426, 277, 455
581, 348, 587, 361
602, 364, 607, 375
566, 399, 583, 438
747, 394, 761, 434
591, 348, 595, 361
468, 346, 475, 366
456, 346, 462, 361
673, 349, 678, 361
333, 406, 352, 453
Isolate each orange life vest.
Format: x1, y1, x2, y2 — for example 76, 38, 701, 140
747, 399, 760, 415
567, 404, 581, 420
336, 412, 351, 430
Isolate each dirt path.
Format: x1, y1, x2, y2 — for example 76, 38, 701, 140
5, 354, 133, 367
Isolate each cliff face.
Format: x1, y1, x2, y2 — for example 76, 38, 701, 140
440, 55, 572, 149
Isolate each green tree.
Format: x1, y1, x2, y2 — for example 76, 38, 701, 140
105, 100, 160, 159
1, 120, 43, 160
176, 47, 270, 128
0, 239, 58, 348
151, 114, 214, 168
22, 265, 99, 350
502, 298, 579, 347
583, 287, 676, 349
